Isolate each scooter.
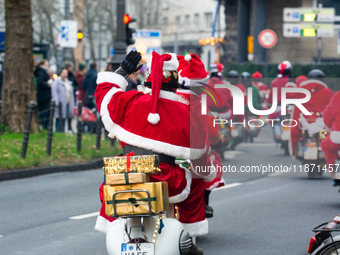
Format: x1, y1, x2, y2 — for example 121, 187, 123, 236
295, 117, 327, 179
105, 159, 203, 255
307, 215, 340, 255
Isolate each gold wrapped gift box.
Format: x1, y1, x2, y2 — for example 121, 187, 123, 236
104, 182, 169, 217
103, 155, 160, 175
105, 173, 150, 185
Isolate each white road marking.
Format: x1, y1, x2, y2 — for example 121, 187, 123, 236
268, 172, 284, 177
212, 182, 242, 191
223, 151, 243, 159
69, 212, 99, 220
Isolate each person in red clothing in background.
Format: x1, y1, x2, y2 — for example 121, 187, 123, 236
289, 69, 334, 157
177, 55, 225, 219
268, 61, 292, 120
321, 89, 340, 186
75, 62, 87, 105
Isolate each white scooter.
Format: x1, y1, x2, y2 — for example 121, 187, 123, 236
105, 159, 204, 255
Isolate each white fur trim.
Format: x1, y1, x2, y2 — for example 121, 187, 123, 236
331, 131, 340, 144
97, 72, 128, 91
158, 90, 180, 101
182, 219, 208, 237
214, 109, 232, 119
300, 79, 328, 89
94, 215, 113, 233
100, 87, 206, 159
169, 165, 192, 203
179, 71, 209, 87
205, 177, 226, 191
185, 54, 192, 61
147, 53, 179, 71
148, 113, 160, 124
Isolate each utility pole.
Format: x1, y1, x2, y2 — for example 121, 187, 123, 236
63, 0, 73, 63
110, 0, 127, 71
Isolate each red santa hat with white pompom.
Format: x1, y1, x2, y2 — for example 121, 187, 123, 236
146, 51, 179, 124
178, 54, 209, 87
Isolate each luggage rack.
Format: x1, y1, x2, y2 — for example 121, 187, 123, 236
111, 189, 164, 218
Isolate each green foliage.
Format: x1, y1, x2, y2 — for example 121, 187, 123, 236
0, 131, 122, 171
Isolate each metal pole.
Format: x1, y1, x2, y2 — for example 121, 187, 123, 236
63, 0, 73, 63
58, 103, 63, 132
110, 0, 127, 71
0, 100, 2, 145
77, 101, 83, 152
21, 101, 35, 159
317, 38, 322, 64
46, 101, 55, 156
96, 117, 102, 150
264, 48, 268, 78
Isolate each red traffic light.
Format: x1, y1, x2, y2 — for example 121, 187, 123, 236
124, 14, 131, 24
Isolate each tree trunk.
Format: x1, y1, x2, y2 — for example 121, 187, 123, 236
3, 0, 38, 132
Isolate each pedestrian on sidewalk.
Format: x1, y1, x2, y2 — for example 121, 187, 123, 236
51, 69, 75, 133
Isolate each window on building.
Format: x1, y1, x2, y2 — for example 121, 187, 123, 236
194, 14, 200, 31
185, 15, 190, 31
205, 12, 213, 29
176, 16, 181, 31
163, 17, 168, 34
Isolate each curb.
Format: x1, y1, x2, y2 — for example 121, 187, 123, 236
0, 159, 104, 182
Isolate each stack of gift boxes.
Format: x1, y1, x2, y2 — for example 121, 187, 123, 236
103, 154, 169, 217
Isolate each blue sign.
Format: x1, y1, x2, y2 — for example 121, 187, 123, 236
110, 48, 115, 56
61, 26, 69, 41
121, 244, 127, 252
293, 12, 299, 19
145, 47, 161, 54
0, 31, 5, 51
134, 31, 161, 38
293, 27, 299, 34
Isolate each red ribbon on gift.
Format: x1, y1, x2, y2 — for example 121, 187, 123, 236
126, 152, 135, 172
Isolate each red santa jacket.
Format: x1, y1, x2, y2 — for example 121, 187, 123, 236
323, 91, 340, 144
95, 72, 206, 160
268, 77, 289, 119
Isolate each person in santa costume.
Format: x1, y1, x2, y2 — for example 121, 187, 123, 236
268, 61, 292, 120
94, 51, 211, 254
320, 85, 340, 184
176, 54, 225, 219
252, 71, 269, 109
289, 69, 334, 157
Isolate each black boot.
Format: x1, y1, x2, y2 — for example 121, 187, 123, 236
204, 190, 213, 218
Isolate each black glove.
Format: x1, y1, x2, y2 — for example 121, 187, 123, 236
121, 51, 142, 74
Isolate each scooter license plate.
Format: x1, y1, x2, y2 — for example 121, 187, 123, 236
304, 146, 318, 160
121, 242, 155, 255
231, 129, 239, 137
281, 130, 289, 141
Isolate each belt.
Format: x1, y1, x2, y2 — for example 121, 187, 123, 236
123, 145, 176, 166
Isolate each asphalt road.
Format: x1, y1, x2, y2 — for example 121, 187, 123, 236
1, 125, 339, 255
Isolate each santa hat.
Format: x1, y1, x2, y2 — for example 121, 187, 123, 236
252, 71, 262, 79
178, 53, 209, 87
146, 51, 179, 125
278, 60, 292, 77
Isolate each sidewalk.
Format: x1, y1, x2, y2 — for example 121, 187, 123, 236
0, 158, 103, 182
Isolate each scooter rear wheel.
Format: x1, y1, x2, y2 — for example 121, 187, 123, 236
315, 241, 340, 255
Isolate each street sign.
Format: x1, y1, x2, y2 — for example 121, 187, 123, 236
283, 23, 334, 37
60, 20, 78, 48
258, 29, 277, 48
283, 8, 335, 23
248, 36, 254, 53
127, 30, 162, 62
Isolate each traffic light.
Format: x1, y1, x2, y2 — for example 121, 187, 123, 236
77, 30, 83, 42
124, 14, 136, 46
